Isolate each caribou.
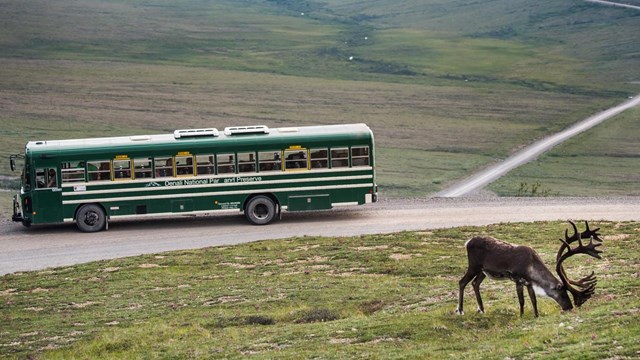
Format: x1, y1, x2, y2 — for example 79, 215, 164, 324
456, 221, 603, 317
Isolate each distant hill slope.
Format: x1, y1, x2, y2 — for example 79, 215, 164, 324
0, 0, 638, 197
269, 0, 639, 93
1, 0, 638, 95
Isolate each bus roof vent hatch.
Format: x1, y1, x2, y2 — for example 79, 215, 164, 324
224, 125, 270, 136
174, 128, 220, 139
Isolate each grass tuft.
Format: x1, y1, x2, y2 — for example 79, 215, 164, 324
293, 308, 341, 324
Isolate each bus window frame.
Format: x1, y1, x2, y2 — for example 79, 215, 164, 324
310, 148, 329, 170
154, 156, 174, 178
217, 153, 235, 174
258, 151, 282, 173
134, 158, 153, 179
351, 146, 370, 167
238, 152, 257, 173
113, 159, 132, 180
196, 154, 215, 176
330, 147, 349, 168
175, 155, 194, 177
284, 149, 308, 171
87, 160, 111, 182
35, 167, 58, 189
61, 161, 86, 183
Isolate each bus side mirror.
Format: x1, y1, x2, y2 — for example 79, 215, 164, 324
9, 154, 23, 172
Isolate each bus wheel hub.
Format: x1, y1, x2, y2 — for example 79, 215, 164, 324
84, 212, 99, 225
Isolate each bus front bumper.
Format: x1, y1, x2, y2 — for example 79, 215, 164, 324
12, 194, 24, 222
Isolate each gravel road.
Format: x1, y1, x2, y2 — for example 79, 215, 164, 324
1, 197, 639, 275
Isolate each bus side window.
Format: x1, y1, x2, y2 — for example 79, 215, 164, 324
35, 168, 57, 188
217, 154, 235, 174
284, 150, 307, 170
61, 161, 86, 183
113, 159, 132, 180
134, 158, 153, 179
351, 146, 370, 166
238, 152, 256, 173
175, 156, 194, 176
155, 157, 173, 178
196, 154, 214, 175
88, 161, 111, 181
330, 148, 349, 168
258, 151, 281, 172
310, 149, 328, 170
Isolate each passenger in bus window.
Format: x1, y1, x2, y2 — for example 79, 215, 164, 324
176, 157, 194, 176
98, 162, 110, 180
217, 155, 235, 174
297, 151, 306, 168
47, 169, 57, 188
156, 158, 173, 177
286, 151, 306, 168
274, 153, 281, 170
115, 162, 131, 179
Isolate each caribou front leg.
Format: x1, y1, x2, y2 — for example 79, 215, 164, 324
526, 285, 539, 318
516, 283, 525, 317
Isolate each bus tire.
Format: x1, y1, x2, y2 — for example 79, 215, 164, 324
76, 204, 106, 232
245, 195, 276, 225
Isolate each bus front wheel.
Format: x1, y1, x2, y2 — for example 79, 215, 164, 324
76, 204, 106, 232
245, 196, 276, 225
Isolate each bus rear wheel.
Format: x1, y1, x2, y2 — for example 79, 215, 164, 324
245, 195, 277, 225
76, 204, 106, 232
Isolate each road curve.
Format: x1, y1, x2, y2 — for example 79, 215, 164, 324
1, 197, 639, 275
437, 95, 640, 197
585, 0, 640, 11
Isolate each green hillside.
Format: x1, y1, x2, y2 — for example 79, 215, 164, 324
1, 0, 638, 197
2, 0, 637, 93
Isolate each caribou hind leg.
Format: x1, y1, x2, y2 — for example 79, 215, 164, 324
472, 272, 487, 313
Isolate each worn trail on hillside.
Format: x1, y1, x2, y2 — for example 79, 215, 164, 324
437, 95, 640, 197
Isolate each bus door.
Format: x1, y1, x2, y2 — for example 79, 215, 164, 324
32, 167, 63, 224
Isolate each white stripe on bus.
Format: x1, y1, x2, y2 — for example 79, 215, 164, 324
61, 166, 374, 188
62, 174, 373, 197
62, 183, 374, 205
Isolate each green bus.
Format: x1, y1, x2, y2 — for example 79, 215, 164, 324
10, 123, 377, 232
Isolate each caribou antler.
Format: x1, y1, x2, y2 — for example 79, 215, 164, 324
562, 220, 602, 245
556, 221, 603, 307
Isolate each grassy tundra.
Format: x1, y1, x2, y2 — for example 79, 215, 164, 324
1, 221, 639, 358
1, 0, 639, 198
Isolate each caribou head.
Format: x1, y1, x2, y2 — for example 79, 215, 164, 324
456, 221, 603, 317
